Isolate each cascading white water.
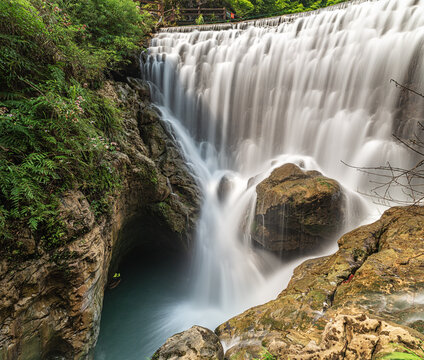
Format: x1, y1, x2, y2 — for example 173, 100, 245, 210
142, 0, 424, 338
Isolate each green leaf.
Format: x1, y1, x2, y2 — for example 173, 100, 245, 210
382, 352, 423, 360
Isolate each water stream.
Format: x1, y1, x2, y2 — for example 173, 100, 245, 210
96, 1, 424, 358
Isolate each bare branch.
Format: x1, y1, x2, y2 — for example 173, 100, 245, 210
390, 79, 424, 98
342, 80, 424, 206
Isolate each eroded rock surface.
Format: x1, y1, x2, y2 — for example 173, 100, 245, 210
252, 163, 345, 254
152, 326, 224, 360
217, 206, 424, 360
0, 77, 200, 360
286, 314, 424, 360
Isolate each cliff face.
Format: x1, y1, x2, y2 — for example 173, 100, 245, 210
0, 78, 200, 360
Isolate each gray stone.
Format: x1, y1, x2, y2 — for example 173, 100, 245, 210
217, 175, 233, 202
153, 326, 224, 360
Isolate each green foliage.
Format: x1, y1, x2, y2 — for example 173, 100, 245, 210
195, 14, 205, 25
381, 342, 424, 360
0, 0, 153, 256
223, 0, 349, 19
0, 73, 122, 252
0, 0, 154, 89
145, 0, 347, 24
254, 349, 276, 360
382, 353, 423, 360
62, 0, 155, 68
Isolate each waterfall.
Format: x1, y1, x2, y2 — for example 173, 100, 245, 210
142, 0, 424, 334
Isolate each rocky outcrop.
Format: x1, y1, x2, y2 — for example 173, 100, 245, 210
252, 163, 345, 254
0, 77, 200, 360
152, 326, 224, 360
216, 206, 424, 359
217, 175, 234, 203
58, 191, 96, 241
283, 313, 424, 360
112, 77, 200, 247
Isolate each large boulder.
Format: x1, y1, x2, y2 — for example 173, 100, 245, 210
252, 163, 345, 254
152, 326, 224, 360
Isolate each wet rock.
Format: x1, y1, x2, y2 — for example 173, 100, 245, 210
116, 77, 200, 239
224, 342, 263, 360
153, 326, 224, 360
0, 221, 108, 360
140, 121, 167, 159
252, 163, 345, 254
247, 174, 260, 189
139, 104, 161, 125
126, 76, 150, 99
217, 206, 424, 360
217, 175, 233, 202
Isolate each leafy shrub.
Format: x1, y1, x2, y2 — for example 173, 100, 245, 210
60, 0, 154, 68
230, 0, 255, 17
0, 71, 121, 252
195, 14, 205, 25
224, 0, 349, 19
0, 0, 153, 256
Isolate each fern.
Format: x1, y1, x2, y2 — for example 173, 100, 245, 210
0, 0, 150, 256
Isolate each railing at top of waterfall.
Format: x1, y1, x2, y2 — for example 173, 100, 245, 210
136, 0, 372, 30
138, 0, 235, 26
